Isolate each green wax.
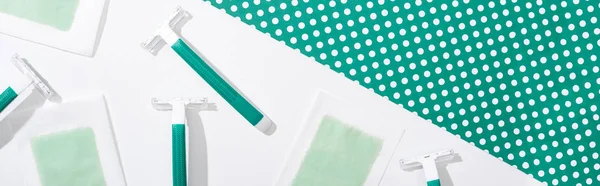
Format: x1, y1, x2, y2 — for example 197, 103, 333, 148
292, 115, 383, 186
31, 127, 106, 186
0, 0, 79, 31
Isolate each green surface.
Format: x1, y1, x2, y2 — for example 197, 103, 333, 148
0, 87, 17, 113
292, 115, 382, 186
172, 39, 264, 125
0, 0, 79, 31
31, 127, 106, 186
205, 0, 600, 185
172, 124, 187, 186
428, 179, 441, 186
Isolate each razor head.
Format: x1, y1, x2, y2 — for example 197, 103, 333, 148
399, 149, 455, 169
141, 6, 193, 55
166, 6, 192, 31
141, 35, 165, 56
11, 54, 55, 100
151, 97, 215, 111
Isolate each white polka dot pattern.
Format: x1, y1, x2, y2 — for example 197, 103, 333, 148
205, 0, 600, 185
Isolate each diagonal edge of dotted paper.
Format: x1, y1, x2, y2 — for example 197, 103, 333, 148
204, 0, 600, 185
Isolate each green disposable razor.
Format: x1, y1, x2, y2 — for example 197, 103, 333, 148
1, 54, 55, 121
141, 7, 276, 136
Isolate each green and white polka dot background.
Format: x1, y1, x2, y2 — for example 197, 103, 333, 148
204, 0, 600, 185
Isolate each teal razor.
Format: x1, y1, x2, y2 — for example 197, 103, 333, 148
141, 7, 276, 136
0, 54, 55, 121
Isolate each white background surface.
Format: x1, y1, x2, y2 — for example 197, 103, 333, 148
0, 1, 544, 185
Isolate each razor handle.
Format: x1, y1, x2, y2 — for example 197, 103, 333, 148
427, 179, 441, 186
171, 39, 264, 126
172, 124, 187, 186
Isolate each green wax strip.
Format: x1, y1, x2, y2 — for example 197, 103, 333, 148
31, 127, 106, 186
292, 115, 382, 186
0, 0, 80, 31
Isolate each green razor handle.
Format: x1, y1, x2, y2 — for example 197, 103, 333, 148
0, 87, 17, 113
427, 179, 441, 186
172, 124, 187, 186
171, 39, 275, 135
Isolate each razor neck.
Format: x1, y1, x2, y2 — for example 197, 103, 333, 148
171, 102, 186, 125
421, 158, 440, 182
159, 27, 181, 46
